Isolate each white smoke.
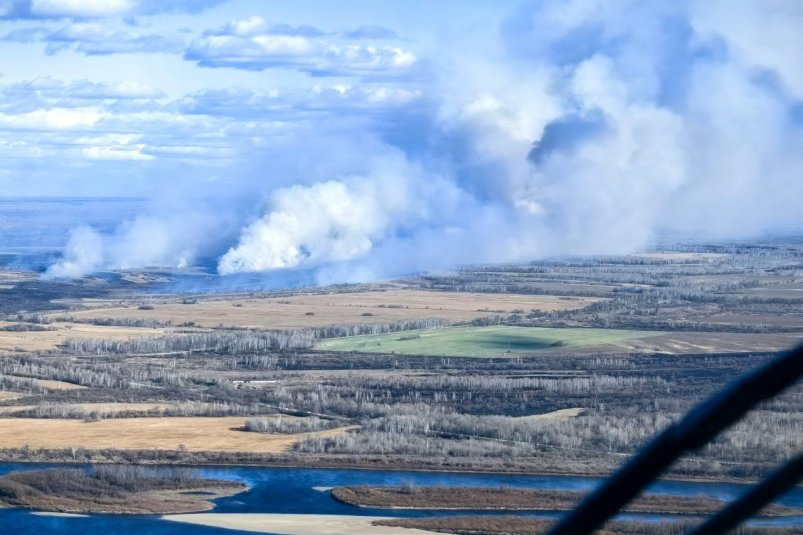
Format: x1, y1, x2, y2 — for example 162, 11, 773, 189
219, 149, 463, 274
47, 0, 803, 282
218, 0, 803, 279
45, 226, 106, 279
45, 213, 217, 278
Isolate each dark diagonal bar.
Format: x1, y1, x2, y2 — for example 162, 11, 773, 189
686, 453, 803, 535
546, 343, 803, 535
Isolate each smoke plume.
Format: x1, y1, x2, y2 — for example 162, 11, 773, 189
47, 0, 803, 283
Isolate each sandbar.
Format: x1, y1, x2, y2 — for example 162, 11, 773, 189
162, 513, 434, 534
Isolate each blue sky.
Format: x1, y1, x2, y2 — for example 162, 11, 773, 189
0, 0, 520, 197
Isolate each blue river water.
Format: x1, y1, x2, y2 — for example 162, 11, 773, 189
0, 464, 802, 534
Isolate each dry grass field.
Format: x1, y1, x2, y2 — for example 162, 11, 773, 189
590, 331, 803, 354
0, 417, 357, 453
57, 290, 602, 329
516, 408, 586, 421
0, 271, 36, 284
0, 321, 198, 352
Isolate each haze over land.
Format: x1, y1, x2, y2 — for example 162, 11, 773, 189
0, 1, 800, 282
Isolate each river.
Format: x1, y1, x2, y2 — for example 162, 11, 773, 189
0, 464, 801, 534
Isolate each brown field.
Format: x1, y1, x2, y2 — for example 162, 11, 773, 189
702, 312, 803, 329
0, 321, 199, 353
515, 408, 586, 421
0, 271, 36, 283
582, 331, 803, 355
55, 290, 603, 330
734, 283, 803, 299
0, 417, 357, 453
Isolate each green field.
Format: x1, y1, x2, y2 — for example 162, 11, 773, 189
315, 325, 657, 357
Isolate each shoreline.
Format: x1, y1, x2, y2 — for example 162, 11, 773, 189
329, 486, 802, 517
0, 454, 778, 487
0, 485, 248, 515
333, 503, 803, 516
0, 467, 249, 515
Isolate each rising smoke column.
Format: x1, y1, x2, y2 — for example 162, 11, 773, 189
46, 0, 803, 280
218, 0, 803, 279
218, 149, 466, 275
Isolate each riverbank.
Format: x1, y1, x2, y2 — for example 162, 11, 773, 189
0, 448, 780, 486
0, 466, 247, 514
331, 486, 801, 516
376, 517, 803, 535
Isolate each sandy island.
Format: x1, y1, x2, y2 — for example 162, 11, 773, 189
162, 514, 434, 535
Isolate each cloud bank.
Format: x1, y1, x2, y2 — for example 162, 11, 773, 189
36, 0, 803, 284
0, 0, 224, 19
185, 16, 418, 77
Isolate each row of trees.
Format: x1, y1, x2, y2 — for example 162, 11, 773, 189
64, 329, 317, 355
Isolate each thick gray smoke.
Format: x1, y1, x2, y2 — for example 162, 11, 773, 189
47, 0, 803, 283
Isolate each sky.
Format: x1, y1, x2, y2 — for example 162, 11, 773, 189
1, 0, 802, 282
0, 0, 511, 196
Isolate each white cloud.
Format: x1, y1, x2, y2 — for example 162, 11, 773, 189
31, 0, 134, 18
82, 144, 154, 160
1, 0, 224, 19
186, 16, 418, 77
45, 22, 184, 54
0, 107, 105, 129
1, 78, 164, 106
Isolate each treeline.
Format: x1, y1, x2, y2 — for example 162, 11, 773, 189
0, 323, 54, 332
0, 355, 190, 389
244, 416, 339, 434
15, 401, 280, 421
61, 316, 178, 328
64, 329, 316, 355
306, 318, 452, 339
